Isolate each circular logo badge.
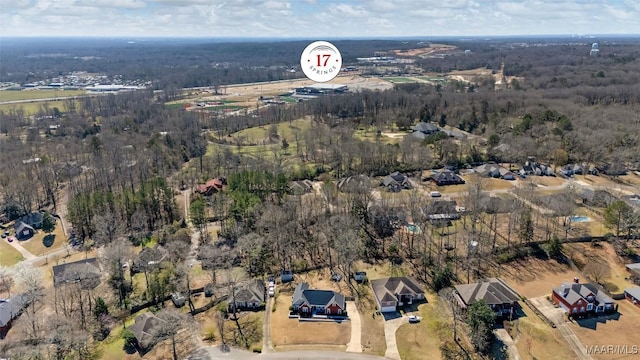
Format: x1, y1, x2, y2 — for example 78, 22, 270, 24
300, 41, 342, 83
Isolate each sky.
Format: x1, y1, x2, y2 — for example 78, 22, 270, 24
0, 0, 639, 38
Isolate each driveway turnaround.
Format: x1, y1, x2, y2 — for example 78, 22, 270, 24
346, 301, 362, 352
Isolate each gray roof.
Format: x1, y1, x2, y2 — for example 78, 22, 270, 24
625, 287, 640, 300
370, 277, 424, 304
454, 278, 520, 306
52, 258, 101, 288
337, 175, 371, 193
14, 221, 35, 238
413, 122, 440, 133
18, 212, 43, 228
292, 282, 345, 308
128, 312, 166, 349
552, 282, 614, 306
229, 279, 265, 304
132, 246, 168, 272
626, 263, 640, 276
0, 294, 28, 329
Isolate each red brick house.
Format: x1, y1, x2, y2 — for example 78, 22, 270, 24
292, 282, 346, 316
551, 281, 615, 316
624, 288, 640, 308
194, 178, 225, 196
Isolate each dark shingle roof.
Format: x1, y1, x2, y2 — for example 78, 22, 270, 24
0, 294, 28, 329
552, 282, 614, 306
413, 122, 440, 133
52, 258, 101, 288
292, 282, 345, 308
128, 312, 166, 349
454, 278, 520, 306
229, 279, 265, 304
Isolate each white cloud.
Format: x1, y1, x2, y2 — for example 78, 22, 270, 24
1, 0, 639, 37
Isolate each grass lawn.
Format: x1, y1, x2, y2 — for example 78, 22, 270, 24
396, 296, 443, 360
564, 242, 635, 293
0, 100, 72, 115
21, 224, 66, 256
226, 311, 264, 351
0, 89, 86, 102
514, 305, 576, 360
270, 294, 350, 348
0, 239, 24, 266
416, 76, 447, 82
383, 77, 417, 83
231, 117, 314, 145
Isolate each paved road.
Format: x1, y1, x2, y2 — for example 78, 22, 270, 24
382, 313, 405, 360
494, 328, 521, 360
263, 297, 274, 353
346, 301, 362, 353
189, 347, 390, 360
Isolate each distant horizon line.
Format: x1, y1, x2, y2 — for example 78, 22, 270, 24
2, 33, 640, 41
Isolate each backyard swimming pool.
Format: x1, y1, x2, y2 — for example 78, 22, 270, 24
406, 224, 421, 233
569, 216, 591, 223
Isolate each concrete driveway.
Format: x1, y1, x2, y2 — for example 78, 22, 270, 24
346, 301, 362, 353
262, 297, 274, 353
382, 312, 405, 360
528, 296, 593, 360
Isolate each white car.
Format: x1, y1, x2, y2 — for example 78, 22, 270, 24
408, 315, 422, 323
430, 191, 442, 198
268, 285, 275, 297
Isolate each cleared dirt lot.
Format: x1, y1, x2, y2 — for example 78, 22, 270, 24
270, 294, 350, 348
498, 258, 578, 299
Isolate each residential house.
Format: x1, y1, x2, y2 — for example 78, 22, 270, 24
411, 122, 440, 140
128, 312, 167, 351
289, 180, 314, 195
52, 258, 102, 289
626, 263, 640, 283
13, 221, 35, 240
337, 175, 371, 193
430, 170, 465, 186
194, 177, 226, 196
551, 280, 616, 316
423, 200, 460, 221
228, 279, 266, 311
18, 212, 44, 229
370, 277, 425, 313
598, 163, 627, 176
624, 288, 640, 308
453, 278, 521, 319
474, 164, 516, 180
560, 163, 586, 177
171, 292, 186, 308
381, 172, 412, 192
131, 246, 168, 274
0, 294, 29, 338
292, 282, 346, 316
519, 158, 555, 177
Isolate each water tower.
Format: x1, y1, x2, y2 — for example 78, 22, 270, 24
590, 42, 599, 57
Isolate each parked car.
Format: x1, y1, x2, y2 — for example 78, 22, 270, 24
408, 315, 422, 323
1, 233, 6, 239
430, 191, 442, 198
7, 236, 15, 243
353, 271, 367, 282
268, 285, 275, 297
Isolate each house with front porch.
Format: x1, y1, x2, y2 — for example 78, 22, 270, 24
551, 280, 616, 316
292, 282, 346, 316
370, 277, 425, 313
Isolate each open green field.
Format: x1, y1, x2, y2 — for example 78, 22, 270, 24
417, 76, 447, 82
0, 239, 24, 266
203, 105, 246, 111
0, 100, 73, 115
382, 77, 417, 83
0, 89, 86, 102
230, 117, 314, 145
